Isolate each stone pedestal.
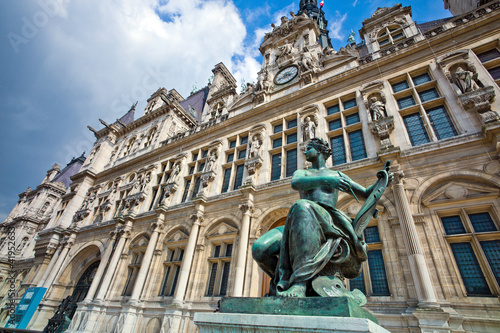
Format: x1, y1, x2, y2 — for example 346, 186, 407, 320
194, 297, 389, 333
194, 313, 390, 333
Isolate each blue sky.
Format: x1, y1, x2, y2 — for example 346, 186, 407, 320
0, 0, 450, 220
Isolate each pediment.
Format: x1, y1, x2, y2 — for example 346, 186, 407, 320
422, 181, 500, 206
164, 229, 189, 244
131, 235, 150, 248
206, 222, 238, 238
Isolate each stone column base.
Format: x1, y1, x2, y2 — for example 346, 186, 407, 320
193, 313, 390, 333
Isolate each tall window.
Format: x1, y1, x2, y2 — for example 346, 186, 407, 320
325, 95, 367, 166
233, 164, 244, 190
206, 242, 233, 296
221, 133, 248, 193
475, 45, 500, 86
271, 153, 282, 181
349, 225, 390, 296
391, 70, 457, 147
440, 210, 500, 296
221, 168, 232, 193
403, 113, 430, 146
270, 117, 297, 180
348, 130, 367, 161
286, 149, 297, 177
160, 247, 184, 296
123, 244, 146, 296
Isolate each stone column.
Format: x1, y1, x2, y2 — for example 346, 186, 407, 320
392, 170, 438, 308
232, 202, 254, 297
129, 217, 164, 302
35, 244, 61, 287
83, 231, 118, 302
172, 209, 204, 305
94, 221, 132, 301
42, 234, 75, 289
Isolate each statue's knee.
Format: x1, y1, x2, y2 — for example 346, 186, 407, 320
293, 199, 312, 210
252, 241, 266, 261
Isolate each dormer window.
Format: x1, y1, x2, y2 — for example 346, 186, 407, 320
377, 25, 404, 48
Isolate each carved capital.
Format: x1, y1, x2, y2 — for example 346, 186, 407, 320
190, 213, 204, 226
393, 170, 405, 185
239, 203, 255, 215
151, 221, 165, 232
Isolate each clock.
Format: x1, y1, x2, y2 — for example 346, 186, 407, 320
274, 65, 299, 85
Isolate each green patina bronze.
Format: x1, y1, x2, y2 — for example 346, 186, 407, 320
219, 297, 379, 324
252, 138, 392, 300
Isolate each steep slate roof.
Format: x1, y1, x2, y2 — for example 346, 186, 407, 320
180, 86, 209, 123
52, 155, 85, 188
417, 16, 455, 33
118, 107, 135, 125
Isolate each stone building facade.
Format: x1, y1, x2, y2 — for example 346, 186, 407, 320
1, 1, 500, 332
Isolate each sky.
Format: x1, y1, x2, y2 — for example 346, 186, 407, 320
0, 0, 451, 221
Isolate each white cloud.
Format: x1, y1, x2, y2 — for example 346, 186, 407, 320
37, 0, 248, 119
329, 12, 348, 41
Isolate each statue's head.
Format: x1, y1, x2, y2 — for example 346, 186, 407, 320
307, 138, 331, 160
370, 96, 377, 103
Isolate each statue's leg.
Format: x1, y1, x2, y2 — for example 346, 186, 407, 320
277, 200, 332, 297
252, 226, 283, 279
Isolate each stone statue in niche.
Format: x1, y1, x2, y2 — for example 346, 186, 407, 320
204, 151, 218, 172
302, 116, 316, 142
168, 163, 181, 184
252, 138, 392, 300
369, 96, 387, 121
249, 135, 262, 159
452, 65, 483, 94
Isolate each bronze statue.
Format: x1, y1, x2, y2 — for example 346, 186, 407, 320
253, 138, 392, 299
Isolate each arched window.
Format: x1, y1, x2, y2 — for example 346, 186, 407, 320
144, 128, 157, 148
377, 25, 405, 48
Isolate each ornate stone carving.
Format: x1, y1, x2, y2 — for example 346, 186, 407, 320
459, 86, 498, 124
249, 134, 263, 159
369, 116, 395, 150
264, 11, 309, 41
239, 203, 255, 215
190, 212, 204, 226
167, 162, 182, 185
301, 115, 317, 142
299, 46, 320, 73
73, 208, 90, 223
449, 64, 484, 94
161, 183, 178, 205
254, 69, 273, 94
368, 97, 387, 121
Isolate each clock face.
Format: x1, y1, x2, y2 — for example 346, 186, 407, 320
274, 65, 298, 85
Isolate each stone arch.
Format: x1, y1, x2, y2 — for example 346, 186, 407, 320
162, 225, 190, 244
337, 193, 398, 219
410, 170, 500, 214
57, 244, 101, 287
144, 317, 162, 333
200, 216, 240, 240
252, 206, 290, 237
126, 232, 151, 254
68, 239, 105, 258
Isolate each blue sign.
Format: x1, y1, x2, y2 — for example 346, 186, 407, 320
5, 287, 46, 329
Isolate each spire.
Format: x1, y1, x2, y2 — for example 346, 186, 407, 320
298, 0, 332, 48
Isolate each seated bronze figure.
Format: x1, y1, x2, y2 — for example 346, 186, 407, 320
253, 138, 392, 301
